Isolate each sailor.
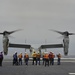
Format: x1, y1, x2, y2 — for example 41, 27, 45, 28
44, 52, 49, 66
49, 52, 52, 65
57, 53, 61, 65
24, 52, 29, 66
32, 51, 37, 65
51, 52, 55, 65
13, 51, 18, 65
36, 52, 41, 65
18, 52, 23, 65
42, 52, 45, 65
0, 52, 3, 66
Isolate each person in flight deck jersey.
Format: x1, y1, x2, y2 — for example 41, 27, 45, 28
36, 52, 41, 65
49, 52, 52, 65
24, 52, 29, 66
57, 53, 61, 65
0, 52, 3, 66
32, 51, 37, 65
42, 52, 45, 65
51, 52, 55, 65
44, 52, 49, 67
13, 51, 18, 65
18, 52, 23, 65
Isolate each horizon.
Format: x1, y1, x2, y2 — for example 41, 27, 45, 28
0, 0, 75, 56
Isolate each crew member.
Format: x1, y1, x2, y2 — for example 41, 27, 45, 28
57, 53, 61, 65
0, 52, 3, 66
13, 51, 18, 65
52, 53, 55, 65
44, 52, 49, 66
18, 52, 23, 65
49, 52, 52, 65
36, 52, 41, 65
42, 52, 45, 65
24, 52, 29, 66
32, 51, 37, 65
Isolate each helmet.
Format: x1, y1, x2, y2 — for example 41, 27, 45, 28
44, 52, 48, 54
25, 52, 27, 54
20, 52, 22, 54
15, 51, 17, 53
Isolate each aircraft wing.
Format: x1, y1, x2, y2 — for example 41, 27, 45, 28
9, 43, 31, 49
39, 44, 63, 49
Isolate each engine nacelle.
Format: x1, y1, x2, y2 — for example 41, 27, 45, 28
63, 37, 69, 55
3, 37, 9, 55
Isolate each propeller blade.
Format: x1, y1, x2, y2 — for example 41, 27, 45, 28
69, 33, 75, 35
0, 33, 3, 35
8, 29, 22, 34
49, 29, 75, 36
49, 29, 64, 35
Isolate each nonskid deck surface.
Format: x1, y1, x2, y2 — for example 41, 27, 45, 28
0, 59, 75, 75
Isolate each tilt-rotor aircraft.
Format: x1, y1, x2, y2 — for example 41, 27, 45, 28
0, 29, 31, 55
0, 29, 74, 56
39, 29, 75, 56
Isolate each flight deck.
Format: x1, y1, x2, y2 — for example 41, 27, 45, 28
0, 59, 75, 75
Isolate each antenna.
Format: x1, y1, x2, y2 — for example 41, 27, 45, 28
25, 39, 26, 52
45, 39, 47, 52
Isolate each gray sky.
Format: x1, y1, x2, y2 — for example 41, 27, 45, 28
0, 0, 75, 56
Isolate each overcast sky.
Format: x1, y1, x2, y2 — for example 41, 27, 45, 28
0, 0, 75, 56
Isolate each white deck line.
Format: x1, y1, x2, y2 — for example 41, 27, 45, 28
69, 73, 75, 75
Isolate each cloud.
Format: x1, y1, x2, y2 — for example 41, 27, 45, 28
0, 0, 75, 56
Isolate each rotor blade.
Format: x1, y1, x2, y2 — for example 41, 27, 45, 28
0, 33, 3, 35
8, 29, 22, 34
69, 33, 75, 35
49, 29, 64, 35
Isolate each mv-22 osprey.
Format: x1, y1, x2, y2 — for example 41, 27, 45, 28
0, 29, 74, 55
39, 29, 75, 56
0, 29, 31, 55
